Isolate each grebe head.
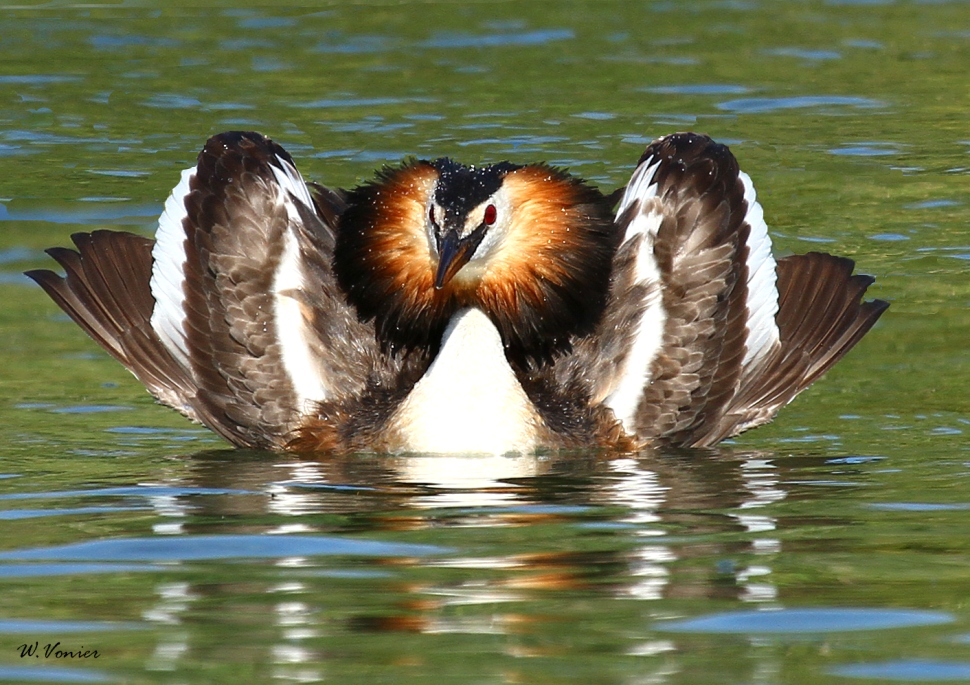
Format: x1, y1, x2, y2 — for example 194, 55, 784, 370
333, 157, 618, 366
424, 158, 521, 290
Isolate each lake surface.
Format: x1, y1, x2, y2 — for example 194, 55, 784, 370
2, 3, 970, 683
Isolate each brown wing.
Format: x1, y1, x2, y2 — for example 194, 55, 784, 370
172, 132, 301, 447
579, 132, 887, 448
27, 131, 398, 450
165, 131, 393, 448
547, 133, 750, 446
623, 133, 753, 446
25, 231, 211, 429
702, 253, 889, 443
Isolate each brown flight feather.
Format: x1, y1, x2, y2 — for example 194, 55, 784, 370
25, 230, 204, 425
698, 252, 889, 443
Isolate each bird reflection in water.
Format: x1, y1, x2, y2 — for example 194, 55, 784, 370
135, 445, 801, 662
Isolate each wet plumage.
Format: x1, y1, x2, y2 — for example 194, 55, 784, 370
26, 130, 888, 455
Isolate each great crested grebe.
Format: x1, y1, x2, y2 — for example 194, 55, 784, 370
27, 130, 888, 455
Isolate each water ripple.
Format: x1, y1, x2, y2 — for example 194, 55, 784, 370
420, 29, 574, 49
869, 502, 970, 512
0, 485, 252, 501
291, 97, 434, 109
765, 47, 842, 60
0, 619, 141, 633
237, 16, 298, 30
655, 608, 953, 634
717, 95, 883, 114
0, 664, 111, 683
142, 94, 202, 109
0, 534, 451, 562
49, 405, 132, 414
831, 660, 970, 681
0, 563, 159, 578
313, 35, 396, 54
0, 75, 82, 84
906, 199, 962, 210
0, 202, 157, 224
0, 506, 150, 520
644, 84, 750, 95
829, 143, 903, 156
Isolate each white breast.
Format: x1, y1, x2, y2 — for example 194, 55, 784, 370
388, 308, 542, 455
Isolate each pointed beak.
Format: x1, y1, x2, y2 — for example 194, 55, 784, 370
434, 228, 485, 290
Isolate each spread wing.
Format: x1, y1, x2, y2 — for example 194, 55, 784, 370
27, 131, 391, 449
582, 132, 887, 447
26, 231, 205, 425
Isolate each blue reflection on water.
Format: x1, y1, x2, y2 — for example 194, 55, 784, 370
0, 202, 158, 224
869, 503, 970, 512
656, 608, 953, 634
0, 664, 111, 683
420, 29, 574, 49
0, 534, 451, 562
906, 199, 962, 210
644, 84, 751, 95
0, 506, 150, 520
0, 485, 252, 501
765, 47, 842, 61
0, 75, 82, 84
829, 144, 902, 156
0, 563, 159, 578
831, 660, 970, 681
0, 619, 141, 633
718, 95, 883, 114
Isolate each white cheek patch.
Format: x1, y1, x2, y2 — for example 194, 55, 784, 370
469, 188, 514, 263
425, 184, 442, 257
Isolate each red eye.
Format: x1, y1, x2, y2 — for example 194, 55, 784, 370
483, 204, 497, 226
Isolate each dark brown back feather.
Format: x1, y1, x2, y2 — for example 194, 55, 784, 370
308, 181, 347, 227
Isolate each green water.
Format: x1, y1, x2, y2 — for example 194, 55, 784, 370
2, 3, 970, 684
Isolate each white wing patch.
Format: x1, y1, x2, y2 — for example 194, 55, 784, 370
738, 171, 780, 370
149, 166, 195, 371
268, 154, 330, 410
269, 154, 315, 223
603, 158, 668, 434
148, 155, 330, 414
273, 225, 329, 410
